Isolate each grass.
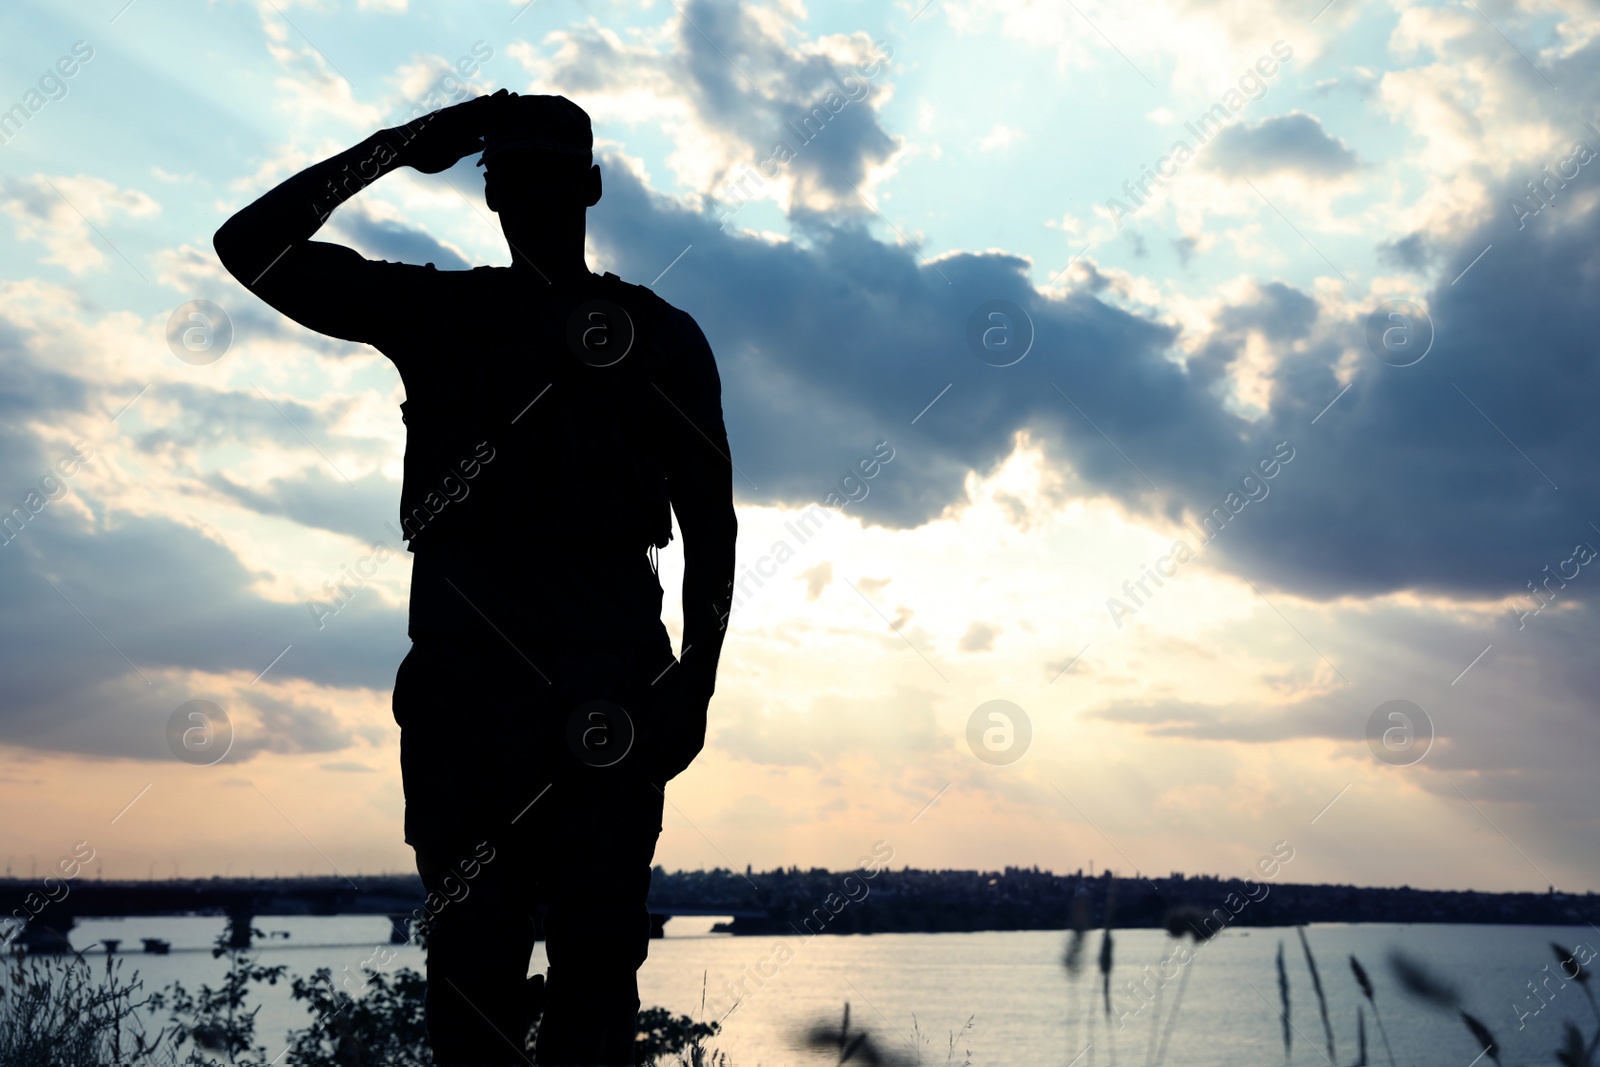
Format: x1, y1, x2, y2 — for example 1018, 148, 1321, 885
0, 951, 179, 1066
1045, 886, 1600, 1067
800, 1003, 973, 1067
1296, 927, 1335, 1064
1381, 942, 1600, 1067
806, 924, 1600, 1066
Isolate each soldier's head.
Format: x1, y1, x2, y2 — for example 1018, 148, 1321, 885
479, 95, 601, 223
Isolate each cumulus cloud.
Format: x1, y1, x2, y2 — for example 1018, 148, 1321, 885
128, 380, 391, 480
0, 175, 159, 274
942, 0, 1317, 100
0, 292, 407, 763
978, 124, 1025, 152
0, 506, 407, 762
202, 468, 399, 544
328, 200, 473, 271
1200, 112, 1358, 178
799, 561, 832, 600
1377, 231, 1435, 271
235, 689, 357, 757
255, 2, 384, 130
518, 0, 902, 215
959, 621, 999, 651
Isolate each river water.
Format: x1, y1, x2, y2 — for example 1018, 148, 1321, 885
29, 916, 1597, 1066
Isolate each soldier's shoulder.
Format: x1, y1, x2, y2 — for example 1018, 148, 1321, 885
599, 273, 707, 347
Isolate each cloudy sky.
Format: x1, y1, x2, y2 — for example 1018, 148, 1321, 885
1, 0, 1596, 894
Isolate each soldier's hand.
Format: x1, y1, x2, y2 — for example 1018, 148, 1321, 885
393, 89, 515, 175
648, 668, 710, 784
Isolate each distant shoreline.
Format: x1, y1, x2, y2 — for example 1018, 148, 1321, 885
3, 868, 1592, 941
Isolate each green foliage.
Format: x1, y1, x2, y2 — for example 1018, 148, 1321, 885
15, 927, 723, 1067
146, 929, 286, 1064
278, 966, 431, 1067
634, 1005, 722, 1065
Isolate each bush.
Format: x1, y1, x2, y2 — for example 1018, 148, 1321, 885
146, 929, 286, 1065
0, 931, 724, 1067
277, 966, 431, 1067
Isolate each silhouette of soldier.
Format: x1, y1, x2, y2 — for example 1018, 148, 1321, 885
215, 91, 737, 1065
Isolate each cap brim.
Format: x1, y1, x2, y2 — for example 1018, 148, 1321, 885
477, 139, 592, 166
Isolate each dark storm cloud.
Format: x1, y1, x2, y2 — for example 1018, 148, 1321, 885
1216, 172, 1600, 601
589, 145, 1600, 605
1378, 231, 1434, 271
1201, 112, 1358, 178
589, 157, 1242, 530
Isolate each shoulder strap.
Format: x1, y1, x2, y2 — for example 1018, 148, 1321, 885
570, 272, 675, 550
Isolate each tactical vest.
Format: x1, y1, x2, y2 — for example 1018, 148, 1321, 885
395, 271, 674, 554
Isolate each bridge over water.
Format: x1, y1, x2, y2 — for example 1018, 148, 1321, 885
0, 877, 767, 953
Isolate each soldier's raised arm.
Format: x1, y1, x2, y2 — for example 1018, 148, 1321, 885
213, 90, 513, 344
